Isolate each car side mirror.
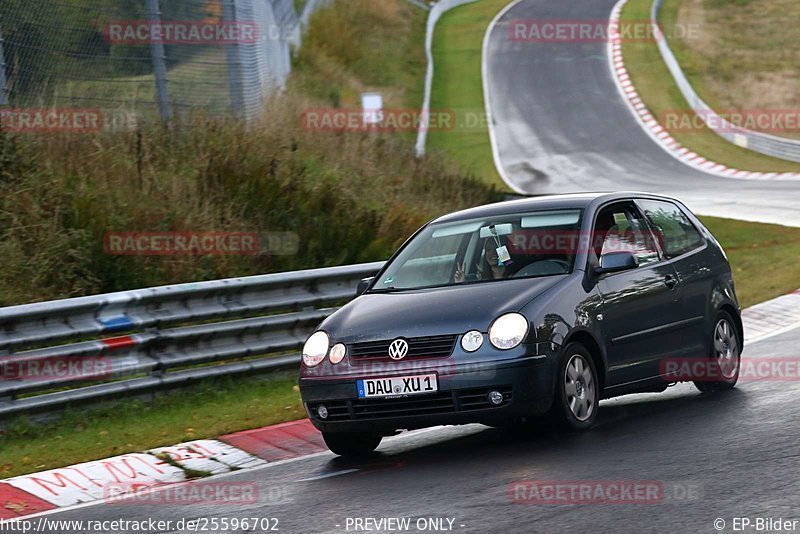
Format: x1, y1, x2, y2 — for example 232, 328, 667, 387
595, 251, 638, 274
356, 277, 375, 296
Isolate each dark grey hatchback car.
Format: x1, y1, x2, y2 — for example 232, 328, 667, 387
299, 192, 743, 456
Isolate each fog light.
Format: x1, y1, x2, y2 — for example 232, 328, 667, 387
317, 404, 329, 419
487, 390, 504, 406
329, 343, 346, 364
461, 330, 484, 352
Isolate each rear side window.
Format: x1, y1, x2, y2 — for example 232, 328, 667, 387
638, 200, 705, 259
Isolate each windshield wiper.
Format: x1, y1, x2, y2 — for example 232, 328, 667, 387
368, 286, 399, 293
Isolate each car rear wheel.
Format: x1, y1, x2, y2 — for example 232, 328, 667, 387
695, 311, 741, 392
549, 343, 600, 430
322, 431, 382, 457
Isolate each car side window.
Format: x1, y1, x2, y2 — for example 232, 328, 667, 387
637, 200, 705, 259
593, 203, 660, 267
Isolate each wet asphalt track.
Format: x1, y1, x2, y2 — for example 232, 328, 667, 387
18, 2, 800, 533
32, 327, 800, 534
485, 0, 800, 226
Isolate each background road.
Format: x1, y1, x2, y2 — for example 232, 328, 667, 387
39, 327, 800, 534
485, 0, 800, 226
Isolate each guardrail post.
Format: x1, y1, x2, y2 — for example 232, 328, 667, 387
222, 0, 245, 118
0, 24, 9, 106
145, 0, 173, 124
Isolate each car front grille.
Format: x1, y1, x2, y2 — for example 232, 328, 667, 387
348, 335, 458, 361
310, 386, 512, 422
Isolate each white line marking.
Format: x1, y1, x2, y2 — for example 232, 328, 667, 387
295, 468, 360, 482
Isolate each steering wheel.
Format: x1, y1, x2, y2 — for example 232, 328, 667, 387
512, 259, 570, 277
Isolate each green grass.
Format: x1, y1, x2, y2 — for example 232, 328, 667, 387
0, 373, 305, 479
701, 216, 800, 308
621, 0, 800, 172
426, 0, 511, 188
293, 0, 428, 111
57, 49, 231, 115
667, 0, 800, 139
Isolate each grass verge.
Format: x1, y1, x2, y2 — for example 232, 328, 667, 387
426, 0, 511, 188
701, 217, 800, 308
669, 0, 800, 139
0, 373, 305, 479
621, 0, 800, 172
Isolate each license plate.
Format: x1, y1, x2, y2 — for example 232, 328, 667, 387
357, 374, 438, 399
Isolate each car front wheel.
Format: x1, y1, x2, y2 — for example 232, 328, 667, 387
322, 431, 382, 456
549, 343, 600, 430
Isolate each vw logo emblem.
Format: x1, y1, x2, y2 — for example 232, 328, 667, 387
388, 338, 409, 360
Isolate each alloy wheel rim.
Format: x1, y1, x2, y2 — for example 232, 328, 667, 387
714, 319, 740, 380
564, 354, 595, 421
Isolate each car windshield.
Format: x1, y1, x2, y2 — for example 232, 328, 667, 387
372, 209, 583, 292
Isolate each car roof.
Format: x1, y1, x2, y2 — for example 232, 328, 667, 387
432, 191, 684, 224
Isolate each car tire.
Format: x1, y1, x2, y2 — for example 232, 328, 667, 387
322, 431, 382, 457
548, 342, 600, 431
695, 310, 741, 393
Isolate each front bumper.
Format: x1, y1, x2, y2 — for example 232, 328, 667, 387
299, 352, 556, 434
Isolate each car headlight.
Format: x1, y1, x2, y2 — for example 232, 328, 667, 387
489, 313, 529, 350
302, 331, 329, 367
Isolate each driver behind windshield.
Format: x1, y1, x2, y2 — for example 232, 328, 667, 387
454, 238, 508, 283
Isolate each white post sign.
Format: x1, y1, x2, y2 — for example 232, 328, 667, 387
361, 92, 384, 126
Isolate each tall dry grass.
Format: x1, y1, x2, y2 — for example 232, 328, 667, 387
0, 96, 498, 306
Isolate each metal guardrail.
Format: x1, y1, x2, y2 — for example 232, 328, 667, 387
0, 261, 384, 419
652, 0, 800, 163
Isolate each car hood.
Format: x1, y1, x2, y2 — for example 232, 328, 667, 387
320, 276, 566, 343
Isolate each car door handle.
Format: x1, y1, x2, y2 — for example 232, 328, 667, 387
664, 275, 678, 289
